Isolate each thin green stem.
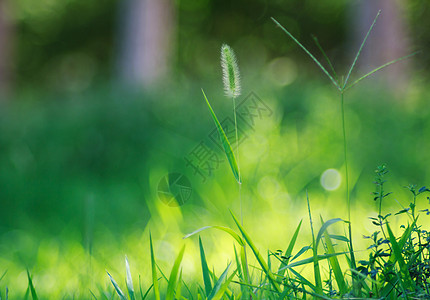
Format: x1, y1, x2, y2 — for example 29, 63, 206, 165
271, 17, 341, 91
233, 97, 242, 224
341, 91, 359, 295
340, 92, 350, 223
344, 52, 419, 92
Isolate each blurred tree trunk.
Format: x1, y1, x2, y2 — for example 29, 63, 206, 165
116, 0, 176, 89
349, 0, 410, 91
0, 0, 13, 101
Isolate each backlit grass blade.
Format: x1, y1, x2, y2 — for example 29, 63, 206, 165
125, 256, 136, 300
149, 233, 160, 300
202, 89, 241, 183
386, 223, 415, 292
278, 252, 349, 271
27, 270, 38, 300
199, 237, 213, 297
315, 218, 343, 249
107, 271, 127, 300
278, 220, 302, 276
207, 263, 234, 300
230, 210, 282, 293
320, 217, 347, 296
166, 245, 185, 300
184, 225, 244, 246
176, 270, 183, 300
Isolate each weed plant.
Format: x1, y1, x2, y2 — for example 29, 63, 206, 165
9, 12, 429, 300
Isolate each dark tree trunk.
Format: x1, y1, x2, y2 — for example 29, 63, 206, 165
116, 0, 176, 89
349, 0, 410, 91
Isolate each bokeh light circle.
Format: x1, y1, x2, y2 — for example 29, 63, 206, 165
320, 168, 341, 191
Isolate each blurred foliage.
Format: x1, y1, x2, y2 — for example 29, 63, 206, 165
1, 80, 430, 297
7, 0, 430, 90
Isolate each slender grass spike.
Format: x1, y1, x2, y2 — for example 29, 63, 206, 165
221, 44, 241, 99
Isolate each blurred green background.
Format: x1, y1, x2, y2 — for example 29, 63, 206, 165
1, 0, 430, 297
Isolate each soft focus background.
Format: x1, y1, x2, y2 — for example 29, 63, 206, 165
0, 0, 430, 297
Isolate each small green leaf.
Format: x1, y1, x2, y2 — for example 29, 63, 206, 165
125, 256, 136, 300
230, 210, 282, 293
184, 225, 244, 246
199, 237, 213, 297
149, 233, 160, 300
107, 271, 127, 300
208, 263, 236, 300
277, 220, 302, 276
202, 89, 241, 183
27, 270, 39, 300
166, 245, 185, 300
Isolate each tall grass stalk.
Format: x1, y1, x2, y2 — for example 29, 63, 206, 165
221, 44, 242, 224
272, 10, 417, 296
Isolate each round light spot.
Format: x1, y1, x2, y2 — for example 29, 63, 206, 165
320, 169, 341, 191
266, 57, 298, 87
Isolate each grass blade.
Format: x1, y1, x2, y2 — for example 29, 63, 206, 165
271, 17, 340, 90
312, 35, 339, 83
202, 89, 241, 183
27, 270, 38, 300
166, 245, 186, 300
149, 233, 160, 300
344, 51, 419, 91
320, 217, 347, 296
315, 218, 343, 249
184, 225, 244, 246
125, 256, 136, 300
277, 220, 302, 276
199, 237, 213, 297
278, 252, 349, 271
230, 210, 282, 293
107, 271, 127, 300
386, 223, 415, 292
208, 263, 235, 300
343, 10, 380, 89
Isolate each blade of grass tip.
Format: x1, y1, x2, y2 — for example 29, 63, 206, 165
271, 17, 341, 91
176, 270, 183, 300
312, 35, 339, 83
125, 256, 136, 300
208, 263, 234, 300
199, 237, 213, 297
230, 210, 282, 293
233, 245, 250, 299
315, 218, 343, 250
0, 270, 7, 282
278, 220, 303, 277
149, 233, 160, 300
344, 51, 420, 91
343, 10, 381, 89
184, 225, 244, 246
386, 223, 415, 291
166, 245, 186, 300
320, 216, 347, 296
201, 89, 241, 183
306, 190, 323, 295
107, 271, 127, 300
27, 270, 38, 300
141, 284, 153, 300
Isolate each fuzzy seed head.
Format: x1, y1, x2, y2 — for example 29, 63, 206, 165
221, 44, 241, 98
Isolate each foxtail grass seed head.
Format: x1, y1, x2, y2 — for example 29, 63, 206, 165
221, 44, 241, 98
